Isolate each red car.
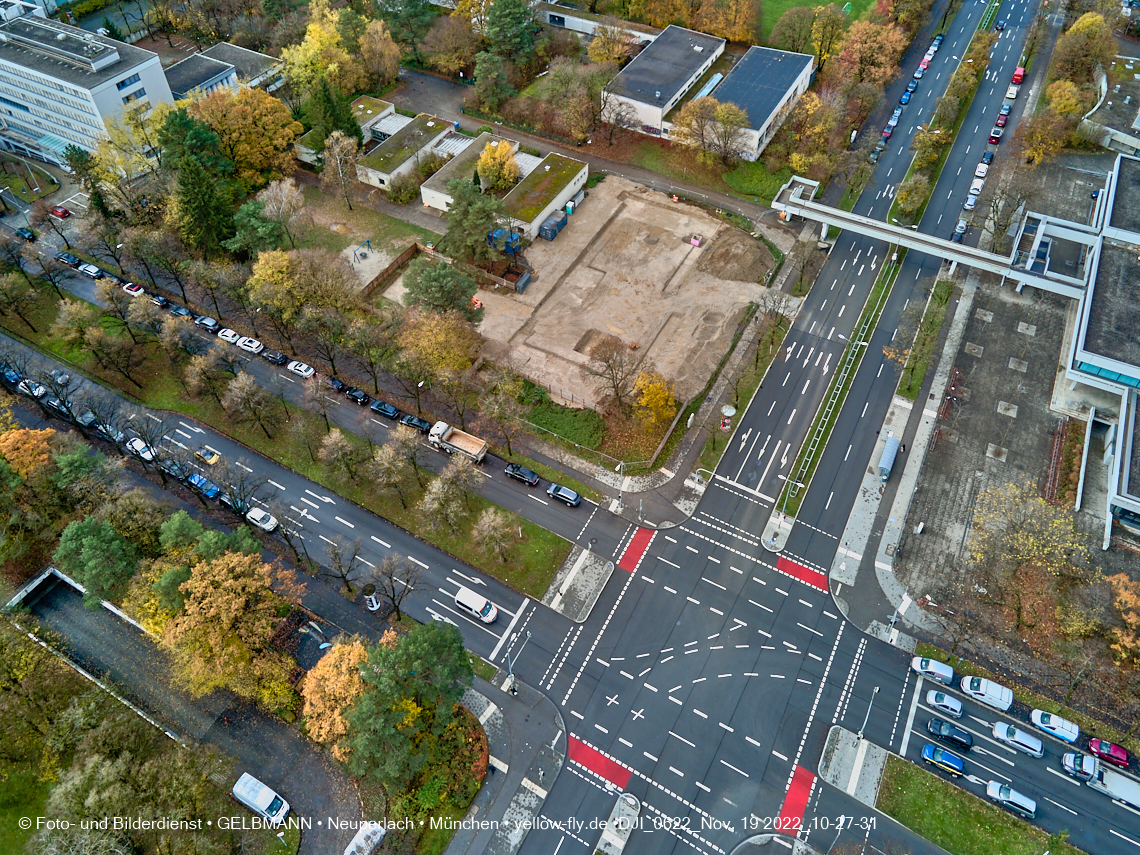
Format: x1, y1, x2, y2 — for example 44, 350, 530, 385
49, 206, 70, 218
1090, 738, 1130, 768
989, 127, 1004, 144
995, 114, 1008, 127
919, 58, 931, 70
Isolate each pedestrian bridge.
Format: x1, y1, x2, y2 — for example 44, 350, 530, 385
772, 176, 1089, 300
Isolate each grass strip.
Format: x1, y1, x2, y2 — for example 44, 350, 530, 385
897, 279, 954, 399
778, 250, 904, 516
877, 755, 1084, 855
0, 302, 570, 598
914, 642, 1140, 756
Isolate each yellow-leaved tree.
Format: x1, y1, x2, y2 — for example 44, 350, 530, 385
280, 0, 370, 96
634, 370, 677, 432
301, 636, 376, 759
0, 428, 54, 479
1108, 574, 1140, 665
477, 141, 520, 192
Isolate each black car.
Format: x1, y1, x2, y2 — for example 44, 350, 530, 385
54, 251, 80, 267
327, 377, 347, 393
0, 366, 20, 390
260, 349, 288, 366
218, 491, 249, 514
981, 151, 994, 165
995, 18, 1006, 30
168, 304, 192, 318
150, 294, 169, 308
950, 232, 964, 244
370, 399, 400, 418
345, 387, 371, 405
41, 397, 74, 422
399, 413, 432, 433
159, 459, 190, 480
906, 79, 918, 93
927, 717, 974, 751
504, 463, 540, 486
14, 227, 35, 241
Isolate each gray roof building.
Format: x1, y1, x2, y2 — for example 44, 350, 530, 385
164, 53, 235, 100
201, 42, 281, 88
713, 46, 814, 130
609, 25, 724, 109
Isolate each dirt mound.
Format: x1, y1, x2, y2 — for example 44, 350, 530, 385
696, 228, 773, 282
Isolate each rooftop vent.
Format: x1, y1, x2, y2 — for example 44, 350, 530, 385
694, 45, 703, 52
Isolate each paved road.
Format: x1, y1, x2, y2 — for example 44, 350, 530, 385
26, 577, 362, 855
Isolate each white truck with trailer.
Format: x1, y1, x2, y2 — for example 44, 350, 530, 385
428, 422, 488, 463
1064, 753, 1140, 810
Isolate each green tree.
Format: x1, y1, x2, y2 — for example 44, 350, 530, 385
345, 622, 474, 790
375, 0, 436, 60
303, 78, 363, 151
54, 518, 138, 608
440, 178, 504, 265
223, 200, 284, 255
404, 259, 482, 321
157, 109, 233, 177
472, 51, 514, 112
173, 157, 233, 258
894, 172, 930, 215
485, 0, 535, 61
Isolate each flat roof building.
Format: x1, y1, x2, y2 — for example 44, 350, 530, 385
164, 53, 235, 100
356, 113, 450, 188
711, 45, 814, 159
0, 9, 172, 164
607, 25, 725, 135
200, 42, 282, 91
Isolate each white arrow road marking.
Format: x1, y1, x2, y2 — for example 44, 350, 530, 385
450, 569, 486, 586
306, 489, 336, 504
178, 421, 204, 433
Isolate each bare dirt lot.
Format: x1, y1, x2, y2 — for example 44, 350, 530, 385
473, 176, 775, 407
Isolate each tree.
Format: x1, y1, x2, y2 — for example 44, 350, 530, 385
54, 518, 138, 607
471, 51, 514, 112
321, 535, 365, 594
441, 178, 505, 264
280, 0, 371, 94
1046, 79, 1088, 121
588, 19, 632, 65
485, 0, 535, 61
403, 259, 482, 322
1052, 12, 1115, 83
599, 89, 637, 144
188, 88, 303, 190
671, 96, 717, 162
441, 454, 481, 509
85, 329, 146, 389
894, 172, 930, 215
389, 424, 428, 486
300, 306, 347, 375
222, 372, 283, 438
481, 367, 526, 456
424, 15, 482, 76
372, 443, 414, 507
811, 4, 849, 71
418, 472, 465, 532
345, 622, 474, 790
398, 309, 482, 384
453, 0, 492, 29
633, 370, 676, 431
0, 273, 40, 332
303, 78, 363, 152
301, 638, 368, 759
582, 336, 642, 413
910, 126, 952, 172
162, 552, 302, 707
29, 201, 74, 249
708, 100, 749, 165
834, 21, 908, 88
477, 140, 520, 193
375, 0, 436, 60
360, 19, 401, 88
982, 165, 1040, 252
471, 507, 512, 561
371, 554, 421, 620
173, 157, 234, 258
319, 428, 370, 482
51, 299, 102, 351
76, 215, 125, 274
257, 178, 306, 249
770, 6, 816, 54
222, 200, 283, 255
320, 131, 361, 211
0, 427, 53, 479
34, 253, 71, 300
1015, 111, 1071, 166
94, 102, 172, 208
185, 351, 234, 406
157, 108, 233, 177
347, 313, 399, 392
1108, 573, 1140, 664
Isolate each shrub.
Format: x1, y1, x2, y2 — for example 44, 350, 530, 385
386, 172, 421, 204
476, 124, 494, 135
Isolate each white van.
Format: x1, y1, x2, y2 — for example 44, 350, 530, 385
232, 773, 289, 824
911, 656, 955, 685
960, 676, 1013, 711
992, 722, 1044, 758
455, 586, 498, 623
1006, 84, 1020, 99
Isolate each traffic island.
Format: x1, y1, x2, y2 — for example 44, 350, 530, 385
817, 726, 888, 809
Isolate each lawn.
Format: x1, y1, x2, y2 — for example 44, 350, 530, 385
877, 755, 1083, 855
723, 161, 793, 204
758, 0, 875, 42
1, 298, 572, 599
297, 186, 435, 255
0, 764, 49, 854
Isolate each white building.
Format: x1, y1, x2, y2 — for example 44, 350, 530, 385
164, 42, 285, 101
0, 10, 172, 164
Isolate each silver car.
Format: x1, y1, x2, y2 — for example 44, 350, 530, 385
926, 690, 963, 718
236, 336, 264, 354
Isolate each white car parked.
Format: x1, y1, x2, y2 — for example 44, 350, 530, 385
287, 360, 315, 379
926, 690, 963, 718
912, 656, 955, 685
125, 438, 156, 461
236, 336, 264, 354
217, 328, 240, 344
1030, 709, 1080, 743
246, 507, 279, 532
974, 163, 989, 179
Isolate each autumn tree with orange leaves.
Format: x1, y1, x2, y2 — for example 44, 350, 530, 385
301, 635, 390, 759
188, 89, 303, 191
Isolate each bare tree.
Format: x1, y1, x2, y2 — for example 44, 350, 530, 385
320, 131, 361, 211
370, 554, 421, 620
126, 298, 168, 342
129, 411, 175, 468
599, 89, 637, 145
322, 535, 364, 595
97, 280, 141, 343
299, 307, 346, 376
471, 507, 513, 561
389, 424, 427, 487
346, 314, 398, 394
440, 454, 480, 509
581, 336, 643, 414
318, 428, 369, 482
188, 259, 248, 320
33, 252, 70, 300
222, 372, 283, 438
418, 474, 464, 533
29, 201, 73, 248
185, 351, 232, 406
302, 377, 335, 433
85, 328, 145, 389
77, 216, 126, 274
258, 177, 306, 248
371, 443, 413, 508
213, 457, 269, 513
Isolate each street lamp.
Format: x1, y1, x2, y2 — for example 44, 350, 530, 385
504, 631, 531, 696
774, 473, 805, 546
838, 334, 869, 347
615, 461, 625, 513
857, 686, 880, 740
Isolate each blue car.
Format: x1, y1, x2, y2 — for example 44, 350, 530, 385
186, 472, 221, 499
370, 399, 400, 419
900, 91, 911, 105
922, 743, 965, 776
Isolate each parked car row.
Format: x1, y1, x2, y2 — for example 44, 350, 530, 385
503, 462, 583, 507
956, 70, 1023, 235
912, 655, 1134, 821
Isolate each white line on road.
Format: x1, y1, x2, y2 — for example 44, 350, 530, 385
355, 556, 375, 568
268, 480, 285, 490
370, 535, 390, 548
644, 751, 658, 761
301, 497, 320, 508
527, 494, 549, 505
319, 534, 335, 545
1044, 797, 1077, 816
408, 556, 428, 569
1111, 830, 1140, 848
235, 461, 253, 472
334, 516, 355, 528
669, 731, 695, 748
746, 736, 761, 747
772, 750, 787, 761
720, 760, 749, 777
669, 766, 684, 777
619, 738, 632, 748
